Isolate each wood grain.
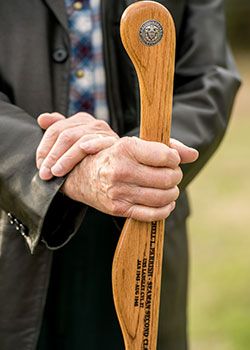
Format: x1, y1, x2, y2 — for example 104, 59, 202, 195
112, 2, 176, 349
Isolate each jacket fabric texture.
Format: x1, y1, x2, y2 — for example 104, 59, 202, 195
0, 1, 240, 349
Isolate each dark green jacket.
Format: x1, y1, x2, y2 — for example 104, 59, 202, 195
0, 1, 240, 349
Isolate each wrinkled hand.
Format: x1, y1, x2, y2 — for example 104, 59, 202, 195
36, 112, 198, 181
62, 136, 198, 222
36, 112, 119, 180
36, 112, 199, 221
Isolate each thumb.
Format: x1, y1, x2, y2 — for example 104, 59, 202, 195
37, 112, 65, 129
170, 139, 199, 164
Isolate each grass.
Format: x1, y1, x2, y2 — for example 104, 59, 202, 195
188, 54, 250, 350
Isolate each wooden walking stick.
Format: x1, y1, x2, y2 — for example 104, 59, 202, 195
112, 1, 176, 349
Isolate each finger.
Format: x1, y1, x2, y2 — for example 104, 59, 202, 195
38, 112, 92, 131
170, 139, 199, 164
80, 136, 118, 154
39, 128, 84, 179
50, 135, 118, 177
36, 121, 84, 169
109, 185, 179, 208
36, 116, 118, 169
114, 163, 183, 190
37, 112, 66, 129
127, 201, 176, 222
51, 146, 88, 177
126, 137, 181, 168
131, 186, 179, 207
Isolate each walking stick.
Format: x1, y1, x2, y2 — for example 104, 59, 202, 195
112, 1, 176, 349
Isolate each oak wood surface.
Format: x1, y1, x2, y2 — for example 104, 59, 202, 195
112, 2, 176, 349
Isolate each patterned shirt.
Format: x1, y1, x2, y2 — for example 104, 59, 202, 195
64, 0, 110, 123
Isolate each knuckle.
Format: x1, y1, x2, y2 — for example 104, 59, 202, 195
164, 210, 171, 219
154, 190, 171, 207
36, 147, 46, 159
121, 136, 134, 148
59, 130, 74, 144
165, 168, 183, 188
117, 166, 130, 181
46, 153, 58, 164
173, 186, 180, 201
98, 162, 110, 181
95, 119, 109, 129
44, 126, 59, 140
109, 167, 119, 183
80, 112, 93, 120
169, 148, 181, 165
108, 185, 132, 204
110, 163, 129, 183
54, 161, 66, 173
71, 112, 86, 121
164, 169, 174, 188
152, 195, 165, 208
110, 201, 125, 217
159, 142, 168, 151
126, 206, 138, 220
110, 167, 121, 183
36, 144, 52, 160
176, 167, 183, 184
160, 144, 170, 160
163, 205, 173, 219
72, 112, 84, 119
107, 186, 120, 201
57, 156, 72, 169
115, 137, 136, 157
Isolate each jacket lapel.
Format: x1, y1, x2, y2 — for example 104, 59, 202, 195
43, 0, 68, 31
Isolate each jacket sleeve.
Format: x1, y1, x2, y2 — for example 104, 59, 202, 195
127, 0, 241, 190
0, 95, 86, 253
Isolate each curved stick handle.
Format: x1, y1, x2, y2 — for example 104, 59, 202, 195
112, 2, 176, 349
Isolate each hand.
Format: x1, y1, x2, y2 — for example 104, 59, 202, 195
36, 113, 198, 183
36, 112, 119, 180
169, 138, 199, 164
62, 136, 197, 222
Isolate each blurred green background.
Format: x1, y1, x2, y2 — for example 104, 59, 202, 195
189, 1, 250, 349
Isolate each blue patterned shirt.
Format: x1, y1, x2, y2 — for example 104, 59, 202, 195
64, 0, 110, 123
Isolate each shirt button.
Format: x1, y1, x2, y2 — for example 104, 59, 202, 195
53, 48, 68, 63
19, 224, 28, 237
14, 218, 20, 225
73, 1, 83, 11
75, 69, 85, 78
7, 213, 15, 225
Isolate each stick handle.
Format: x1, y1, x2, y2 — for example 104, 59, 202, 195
112, 2, 176, 349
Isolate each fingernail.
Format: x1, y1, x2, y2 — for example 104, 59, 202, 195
191, 148, 199, 160
39, 166, 52, 180
51, 163, 63, 176
37, 158, 44, 169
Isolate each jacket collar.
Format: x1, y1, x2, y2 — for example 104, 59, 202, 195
43, 0, 68, 31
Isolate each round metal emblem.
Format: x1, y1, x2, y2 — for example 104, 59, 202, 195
139, 20, 163, 46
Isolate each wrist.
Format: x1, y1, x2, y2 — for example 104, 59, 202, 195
61, 167, 82, 202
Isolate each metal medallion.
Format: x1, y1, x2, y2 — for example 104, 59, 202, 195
139, 20, 163, 46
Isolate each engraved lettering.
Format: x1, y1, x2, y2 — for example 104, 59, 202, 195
140, 258, 147, 308
134, 259, 142, 307
142, 221, 158, 347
